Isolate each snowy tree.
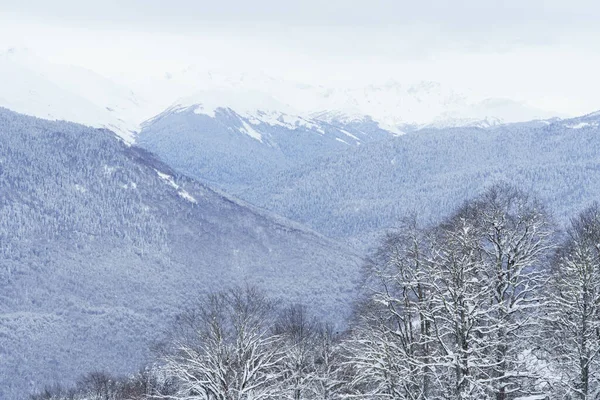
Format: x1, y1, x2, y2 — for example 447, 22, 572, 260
274, 304, 319, 400
164, 286, 285, 400
273, 305, 348, 400
545, 204, 600, 399
346, 218, 438, 399
428, 214, 491, 400
346, 307, 434, 399
458, 184, 554, 399
425, 185, 553, 399
349, 186, 554, 399
310, 324, 346, 400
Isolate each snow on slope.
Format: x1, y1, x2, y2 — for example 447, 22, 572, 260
562, 109, 600, 130
170, 89, 335, 140
0, 49, 565, 143
147, 66, 563, 133
0, 108, 363, 397
183, 88, 293, 116
0, 48, 146, 143
181, 88, 297, 134
291, 81, 560, 130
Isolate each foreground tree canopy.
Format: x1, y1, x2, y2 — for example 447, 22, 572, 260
31, 184, 600, 400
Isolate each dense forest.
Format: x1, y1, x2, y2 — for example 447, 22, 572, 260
138, 104, 600, 252
31, 184, 600, 399
0, 108, 361, 398
236, 117, 600, 248
4, 6, 599, 399
138, 106, 391, 190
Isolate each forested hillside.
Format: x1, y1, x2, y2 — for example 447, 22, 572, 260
138, 105, 393, 189
4, 1, 599, 399
30, 185, 600, 400
237, 113, 600, 247
138, 100, 600, 250
0, 108, 361, 398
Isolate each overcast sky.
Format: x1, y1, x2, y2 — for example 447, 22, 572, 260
1, 0, 599, 115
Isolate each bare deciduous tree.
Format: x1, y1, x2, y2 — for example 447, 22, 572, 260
351, 185, 553, 400
347, 218, 438, 399
453, 184, 554, 399
545, 204, 600, 399
311, 324, 346, 400
274, 304, 319, 400
164, 285, 285, 400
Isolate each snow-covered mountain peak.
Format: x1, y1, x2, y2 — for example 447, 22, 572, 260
177, 88, 296, 118
310, 110, 366, 123
0, 50, 568, 144
419, 97, 561, 130
145, 65, 498, 130
0, 47, 147, 144
156, 71, 559, 138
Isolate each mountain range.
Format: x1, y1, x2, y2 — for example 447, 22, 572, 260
235, 111, 600, 245
0, 48, 565, 141
0, 108, 361, 398
2, 48, 600, 399
139, 105, 600, 248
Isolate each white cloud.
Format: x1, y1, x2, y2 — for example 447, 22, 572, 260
1, 0, 599, 116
